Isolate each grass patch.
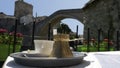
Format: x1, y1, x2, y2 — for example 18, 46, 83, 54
77, 45, 115, 52
0, 44, 21, 61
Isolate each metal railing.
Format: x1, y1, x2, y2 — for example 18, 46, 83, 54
1, 18, 120, 61
85, 28, 119, 52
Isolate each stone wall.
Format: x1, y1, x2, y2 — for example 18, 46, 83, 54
0, 13, 16, 32
0, 18, 15, 32
83, 0, 119, 40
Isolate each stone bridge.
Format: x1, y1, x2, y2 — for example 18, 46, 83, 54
35, 0, 120, 42
35, 9, 85, 39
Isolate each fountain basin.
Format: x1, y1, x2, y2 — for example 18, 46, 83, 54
10, 52, 85, 67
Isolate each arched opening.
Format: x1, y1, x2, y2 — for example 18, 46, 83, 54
61, 18, 84, 35
52, 18, 84, 39
51, 18, 84, 51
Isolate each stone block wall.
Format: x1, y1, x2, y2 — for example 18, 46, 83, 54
83, 0, 118, 40
0, 18, 15, 32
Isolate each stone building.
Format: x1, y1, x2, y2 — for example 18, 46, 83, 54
14, 0, 33, 18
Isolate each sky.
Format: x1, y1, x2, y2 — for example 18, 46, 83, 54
0, 0, 89, 35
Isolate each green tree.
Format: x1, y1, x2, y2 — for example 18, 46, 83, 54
57, 23, 72, 34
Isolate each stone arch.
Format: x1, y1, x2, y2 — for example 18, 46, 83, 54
35, 9, 85, 39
